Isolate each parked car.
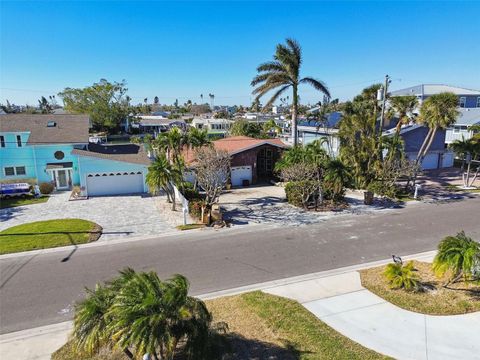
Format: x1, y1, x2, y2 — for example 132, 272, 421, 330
0, 183, 32, 198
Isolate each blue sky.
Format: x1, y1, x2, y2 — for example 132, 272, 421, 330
1, 1, 479, 106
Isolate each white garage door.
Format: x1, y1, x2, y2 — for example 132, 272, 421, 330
86, 172, 144, 196
231, 166, 252, 187
421, 154, 439, 170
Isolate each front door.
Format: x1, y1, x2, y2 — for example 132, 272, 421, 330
56, 170, 69, 189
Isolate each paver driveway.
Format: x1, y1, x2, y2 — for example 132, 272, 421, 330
0, 192, 175, 240
219, 185, 401, 226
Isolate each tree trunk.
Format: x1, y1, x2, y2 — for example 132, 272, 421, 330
465, 158, 471, 187
292, 85, 298, 146
123, 348, 134, 359
412, 127, 436, 188
170, 183, 176, 211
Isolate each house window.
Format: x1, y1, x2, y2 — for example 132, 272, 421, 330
4, 167, 15, 176
54, 151, 65, 160
477, 97, 480, 108
16, 135, 22, 147
15, 166, 26, 175
459, 97, 466, 108
0, 136, 4, 148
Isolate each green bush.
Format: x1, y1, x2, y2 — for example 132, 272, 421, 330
284, 180, 320, 208
384, 261, 420, 291
39, 182, 54, 194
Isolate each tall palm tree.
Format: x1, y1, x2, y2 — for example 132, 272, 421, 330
387, 95, 418, 134
416, 92, 459, 166
107, 272, 212, 360
251, 38, 330, 146
188, 127, 211, 149
433, 231, 480, 286
146, 154, 180, 210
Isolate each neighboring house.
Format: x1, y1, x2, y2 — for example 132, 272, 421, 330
183, 136, 288, 186
133, 116, 187, 137
297, 112, 343, 157
191, 118, 234, 137
445, 108, 480, 144
0, 114, 150, 196
390, 84, 480, 109
384, 125, 454, 170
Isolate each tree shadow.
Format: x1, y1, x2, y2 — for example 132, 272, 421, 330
0, 206, 26, 222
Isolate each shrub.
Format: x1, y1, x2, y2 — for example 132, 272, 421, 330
39, 182, 54, 194
383, 261, 419, 291
189, 199, 204, 220
284, 180, 320, 208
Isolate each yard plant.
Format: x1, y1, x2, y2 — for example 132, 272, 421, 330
383, 261, 419, 291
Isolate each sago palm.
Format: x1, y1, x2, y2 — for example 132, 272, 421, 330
251, 38, 330, 146
324, 159, 350, 200
433, 231, 480, 286
384, 261, 419, 291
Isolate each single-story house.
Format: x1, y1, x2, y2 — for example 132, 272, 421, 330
132, 116, 187, 137
184, 136, 288, 186
0, 114, 151, 196
385, 124, 454, 170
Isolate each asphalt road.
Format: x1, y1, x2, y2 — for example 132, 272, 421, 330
1, 197, 479, 334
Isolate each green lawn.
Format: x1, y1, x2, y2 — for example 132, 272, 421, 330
0, 195, 49, 209
0, 219, 102, 254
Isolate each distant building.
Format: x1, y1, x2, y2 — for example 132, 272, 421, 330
191, 117, 234, 137
390, 84, 480, 108
445, 108, 480, 144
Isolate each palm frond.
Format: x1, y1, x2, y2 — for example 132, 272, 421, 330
300, 77, 330, 97
262, 84, 291, 112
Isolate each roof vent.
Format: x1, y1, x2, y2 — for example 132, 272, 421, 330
47, 121, 56, 127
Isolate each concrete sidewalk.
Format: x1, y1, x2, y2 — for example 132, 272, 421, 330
2, 250, 478, 360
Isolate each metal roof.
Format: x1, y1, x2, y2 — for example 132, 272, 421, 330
455, 108, 480, 126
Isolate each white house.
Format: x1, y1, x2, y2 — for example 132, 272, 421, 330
445, 108, 480, 144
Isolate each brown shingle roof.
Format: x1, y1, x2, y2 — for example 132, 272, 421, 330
72, 143, 151, 165
183, 136, 288, 164
0, 114, 90, 144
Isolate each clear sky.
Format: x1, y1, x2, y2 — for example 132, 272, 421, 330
1, 1, 479, 107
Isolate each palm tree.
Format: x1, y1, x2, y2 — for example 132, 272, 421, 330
73, 268, 136, 358
251, 38, 330, 146
107, 272, 212, 360
449, 136, 480, 187
416, 92, 459, 166
323, 159, 350, 201
262, 119, 282, 137
387, 95, 418, 134
188, 127, 211, 149
433, 231, 480, 286
146, 154, 180, 210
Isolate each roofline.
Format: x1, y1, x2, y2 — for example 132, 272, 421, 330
73, 151, 150, 166
225, 140, 288, 156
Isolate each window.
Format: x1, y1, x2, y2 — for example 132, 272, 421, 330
16, 135, 22, 147
4, 167, 15, 176
0, 136, 4, 148
54, 151, 65, 160
15, 166, 26, 175
4, 166, 26, 176
459, 97, 466, 108
477, 97, 480, 108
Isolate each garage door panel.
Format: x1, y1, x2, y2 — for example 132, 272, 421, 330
231, 166, 252, 187
87, 172, 144, 196
421, 154, 439, 170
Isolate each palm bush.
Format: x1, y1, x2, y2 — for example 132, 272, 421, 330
433, 231, 480, 286
72, 269, 224, 360
383, 261, 419, 291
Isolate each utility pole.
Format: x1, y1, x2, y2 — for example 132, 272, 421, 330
379, 74, 390, 135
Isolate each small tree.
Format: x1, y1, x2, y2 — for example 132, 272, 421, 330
194, 147, 230, 223
449, 136, 480, 188
146, 154, 181, 210
433, 231, 480, 286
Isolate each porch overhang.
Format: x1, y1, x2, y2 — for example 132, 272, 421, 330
46, 162, 73, 170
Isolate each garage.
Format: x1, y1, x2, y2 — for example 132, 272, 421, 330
231, 166, 252, 187
421, 153, 439, 170
86, 172, 144, 196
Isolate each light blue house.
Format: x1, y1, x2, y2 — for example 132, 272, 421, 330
0, 114, 150, 196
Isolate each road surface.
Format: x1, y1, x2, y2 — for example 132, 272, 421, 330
1, 197, 479, 334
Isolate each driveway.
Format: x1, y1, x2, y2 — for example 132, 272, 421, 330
219, 184, 401, 226
0, 192, 175, 240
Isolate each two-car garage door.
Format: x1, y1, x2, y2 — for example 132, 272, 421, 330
86, 172, 144, 196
